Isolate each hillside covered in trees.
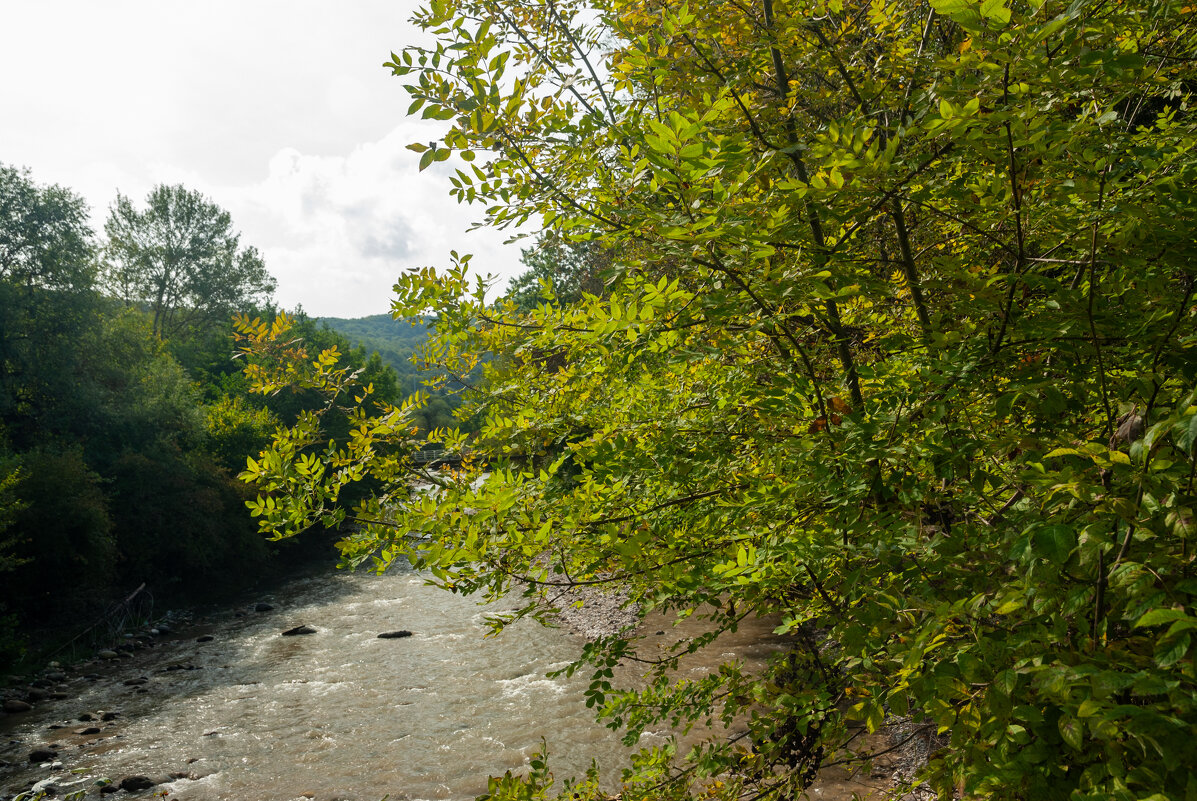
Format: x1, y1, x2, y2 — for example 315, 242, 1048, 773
317, 314, 467, 433
0, 168, 401, 668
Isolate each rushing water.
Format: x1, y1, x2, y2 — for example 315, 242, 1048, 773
1, 563, 892, 801
2, 565, 642, 800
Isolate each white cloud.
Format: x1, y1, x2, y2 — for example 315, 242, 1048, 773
206, 124, 528, 317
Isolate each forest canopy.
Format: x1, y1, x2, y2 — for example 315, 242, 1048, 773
239, 0, 1197, 799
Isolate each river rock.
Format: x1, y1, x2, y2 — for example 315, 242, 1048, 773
195, 635, 214, 643
27, 687, 49, 701
281, 625, 316, 636
155, 624, 171, 635
255, 602, 274, 612
45, 670, 66, 682
101, 711, 120, 721
120, 775, 157, 791
123, 677, 148, 686
28, 747, 57, 763
377, 630, 413, 639
97, 650, 119, 660
4, 699, 33, 713
76, 726, 102, 735
101, 784, 120, 794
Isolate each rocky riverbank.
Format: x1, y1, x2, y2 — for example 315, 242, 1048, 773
0, 602, 297, 799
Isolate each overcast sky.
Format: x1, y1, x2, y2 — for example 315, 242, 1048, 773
0, 1, 528, 318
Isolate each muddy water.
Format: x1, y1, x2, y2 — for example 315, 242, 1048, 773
1, 564, 891, 801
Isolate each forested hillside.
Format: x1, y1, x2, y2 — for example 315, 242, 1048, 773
0, 167, 398, 669
317, 314, 466, 432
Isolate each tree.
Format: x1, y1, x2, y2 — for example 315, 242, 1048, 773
0, 163, 94, 291
0, 165, 100, 446
102, 185, 276, 339
241, 0, 1197, 799
506, 231, 612, 311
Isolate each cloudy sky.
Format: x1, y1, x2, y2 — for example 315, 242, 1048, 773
0, 1, 528, 318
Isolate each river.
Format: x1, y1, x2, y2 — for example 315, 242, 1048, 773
1, 562, 896, 800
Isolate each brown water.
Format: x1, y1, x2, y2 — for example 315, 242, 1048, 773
1, 565, 894, 801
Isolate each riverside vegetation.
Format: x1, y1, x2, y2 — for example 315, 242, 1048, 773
236, 0, 1197, 799
0, 168, 463, 671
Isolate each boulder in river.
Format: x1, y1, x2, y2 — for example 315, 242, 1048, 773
255, 602, 274, 612
120, 775, 157, 791
3, 699, 33, 713
282, 625, 317, 636
97, 650, 119, 660
101, 710, 121, 721
28, 748, 57, 763
76, 726, 102, 735
377, 630, 413, 639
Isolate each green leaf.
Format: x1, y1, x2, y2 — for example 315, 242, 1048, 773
1059, 715, 1083, 750
1032, 525, 1076, 564
1134, 608, 1192, 628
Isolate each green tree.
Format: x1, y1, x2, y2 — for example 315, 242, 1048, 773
0, 163, 94, 291
101, 185, 276, 339
242, 0, 1197, 799
506, 231, 612, 312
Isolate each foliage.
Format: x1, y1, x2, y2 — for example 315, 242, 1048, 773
5, 448, 116, 615
204, 394, 280, 473
201, 1, 1197, 797
105, 449, 270, 592
317, 313, 471, 432
0, 448, 27, 664
101, 184, 276, 339
0, 164, 94, 291
506, 231, 613, 312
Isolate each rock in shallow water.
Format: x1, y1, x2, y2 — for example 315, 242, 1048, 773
120, 775, 157, 791
28, 748, 56, 763
281, 625, 317, 636
377, 630, 413, 639
3, 699, 33, 713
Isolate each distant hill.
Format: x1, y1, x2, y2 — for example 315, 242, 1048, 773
317, 314, 433, 379
316, 314, 468, 432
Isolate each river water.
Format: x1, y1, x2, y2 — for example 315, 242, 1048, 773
1, 563, 892, 801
